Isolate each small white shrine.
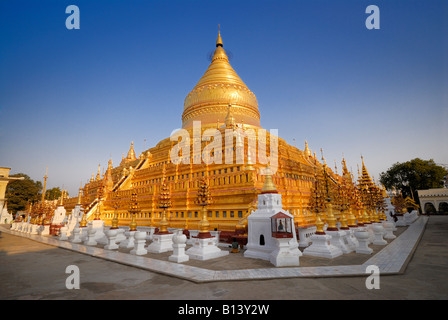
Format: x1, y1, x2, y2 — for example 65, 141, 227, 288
61, 205, 82, 240
0, 202, 13, 224
51, 205, 66, 226
244, 171, 301, 267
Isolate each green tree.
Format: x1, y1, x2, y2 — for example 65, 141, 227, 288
5, 174, 42, 215
45, 187, 62, 201
379, 158, 447, 203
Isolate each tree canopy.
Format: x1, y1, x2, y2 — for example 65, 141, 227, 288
379, 158, 447, 201
45, 187, 63, 201
5, 173, 42, 215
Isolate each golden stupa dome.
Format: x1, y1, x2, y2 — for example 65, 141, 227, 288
261, 173, 278, 194
182, 31, 260, 129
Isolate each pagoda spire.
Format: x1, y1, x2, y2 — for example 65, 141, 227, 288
182, 29, 260, 129
216, 25, 223, 47
341, 157, 350, 178
128, 180, 139, 231
107, 156, 113, 170
304, 140, 311, 157
105, 157, 114, 191
359, 155, 374, 188
121, 141, 138, 165
77, 184, 82, 205
41, 167, 48, 203
96, 164, 101, 180
127, 141, 137, 161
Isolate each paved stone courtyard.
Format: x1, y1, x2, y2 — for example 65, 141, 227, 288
1, 216, 447, 301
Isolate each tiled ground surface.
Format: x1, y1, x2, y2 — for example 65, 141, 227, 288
0, 217, 427, 283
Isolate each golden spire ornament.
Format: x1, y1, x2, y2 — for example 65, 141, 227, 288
41, 167, 48, 203
261, 168, 277, 194
110, 191, 121, 229
304, 140, 311, 157
362, 207, 371, 224
325, 201, 338, 231
195, 177, 213, 238
315, 213, 325, 235
310, 168, 326, 224
320, 151, 338, 229
340, 211, 349, 229
157, 179, 172, 234
96, 164, 101, 181
94, 181, 104, 220
347, 207, 357, 227
79, 186, 90, 228
128, 184, 139, 232
216, 25, 223, 47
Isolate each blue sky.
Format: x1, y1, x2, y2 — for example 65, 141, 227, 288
1, 0, 447, 196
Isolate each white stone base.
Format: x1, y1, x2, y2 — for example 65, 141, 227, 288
84, 228, 98, 246
270, 237, 301, 267
168, 230, 190, 263
209, 230, 221, 246
104, 229, 119, 250
372, 223, 387, 245
87, 220, 107, 245
70, 227, 84, 243
119, 231, 136, 249
115, 229, 126, 243
382, 221, 396, 239
169, 244, 190, 263
39, 225, 50, 236
302, 233, 343, 259
58, 227, 69, 240
365, 223, 375, 244
244, 244, 275, 261
130, 231, 148, 255
297, 226, 316, 248
345, 227, 360, 250
147, 233, 174, 253
395, 215, 407, 227
31, 224, 40, 235
186, 236, 229, 261
355, 228, 373, 254
22, 223, 30, 233
187, 230, 199, 245
140, 226, 156, 241
326, 229, 353, 254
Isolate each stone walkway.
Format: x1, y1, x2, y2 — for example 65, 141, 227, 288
0, 217, 428, 283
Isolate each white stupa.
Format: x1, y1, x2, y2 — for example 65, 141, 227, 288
244, 169, 301, 266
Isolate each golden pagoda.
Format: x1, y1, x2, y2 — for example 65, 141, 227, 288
60, 30, 385, 242
357, 156, 383, 223
182, 30, 260, 130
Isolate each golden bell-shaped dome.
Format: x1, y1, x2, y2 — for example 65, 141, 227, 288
182, 31, 260, 129
261, 167, 278, 194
